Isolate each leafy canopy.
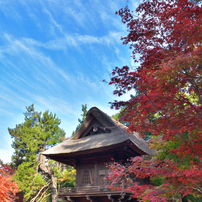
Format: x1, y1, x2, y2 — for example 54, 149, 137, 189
9, 104, 65, 202
109, 0, 202, 201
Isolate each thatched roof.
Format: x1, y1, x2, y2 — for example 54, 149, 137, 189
43, 107, 154, 162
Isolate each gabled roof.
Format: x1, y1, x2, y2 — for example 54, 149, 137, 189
43, 107, 154, 162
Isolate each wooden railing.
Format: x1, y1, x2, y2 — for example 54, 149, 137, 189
59, 184, 126, 194
77, 185, 101, 192
59, 186, 101, 193
59, 187, 77, 193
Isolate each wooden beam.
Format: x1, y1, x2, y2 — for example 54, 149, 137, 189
107, 194, 114, 202
85, 195, 95, 202
66, 196, 75, 202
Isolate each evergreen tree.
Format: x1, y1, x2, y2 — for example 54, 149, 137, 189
8, 104, 65, 202
72, 104, 88, 136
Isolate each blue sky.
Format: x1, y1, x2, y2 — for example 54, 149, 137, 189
0, 0, 139, 163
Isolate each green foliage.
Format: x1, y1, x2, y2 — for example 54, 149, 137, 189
183, 194, 202, 202
58, 166, 76, 188
112, 109, 123, 122
13, 161, 47, 202
150, 177, 165, 186
72, 104, 88, 136
78, 104, 88, 125
151, 136, 198, 169
112, 107, 129, 126
8, 104, 65, 202
9, 104, 65, 168
47, 160, 75, 188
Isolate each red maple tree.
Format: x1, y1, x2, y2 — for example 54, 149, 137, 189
0, 163, 19, 202
109, 0, 202, 201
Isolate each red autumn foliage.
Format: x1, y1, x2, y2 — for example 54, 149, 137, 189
0, 164, 19, 202
109, 0, 202, 200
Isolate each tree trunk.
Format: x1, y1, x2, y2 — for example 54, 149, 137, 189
51, 175, 57, 202
39, 153, 58, 202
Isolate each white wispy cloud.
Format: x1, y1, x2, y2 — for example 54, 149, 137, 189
63, 6, 87, 29
1, 34, 71, 82
0, 108, 14, 117
0, 85, 31, 108
33, 95, 78, 117
74, 72, 100, 93
21, 32, 122, 50
0, 1, 22, 22
0, 0, 136, 164
43, 8, 64, 35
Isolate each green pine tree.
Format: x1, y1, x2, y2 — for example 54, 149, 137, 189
8, 104, 66, 202
72, 104, 88, 136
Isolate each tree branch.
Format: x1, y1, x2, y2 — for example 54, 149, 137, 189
38, 193, 51, 202
37, 186, 50, 202
30, 181, 51, 202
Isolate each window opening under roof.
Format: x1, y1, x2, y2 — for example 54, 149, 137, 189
82, 169, 92, 185
81, 118, 111, 138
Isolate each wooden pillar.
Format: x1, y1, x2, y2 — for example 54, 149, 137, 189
94, 159, 97, 185
75, 158, 80, 187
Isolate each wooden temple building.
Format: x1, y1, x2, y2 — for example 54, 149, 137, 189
43, 107, 153, 202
